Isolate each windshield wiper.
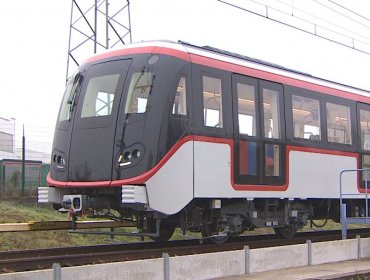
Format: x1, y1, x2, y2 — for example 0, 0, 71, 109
67, 73, 83, 121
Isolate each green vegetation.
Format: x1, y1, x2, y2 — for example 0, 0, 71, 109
0, 201, 143, 251
0, 200, 369, 251
0, 200, 200, 251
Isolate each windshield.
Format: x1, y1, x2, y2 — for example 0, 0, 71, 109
124, 69, 154, 114
58, 72, 83, 122
80, 73, 120, 118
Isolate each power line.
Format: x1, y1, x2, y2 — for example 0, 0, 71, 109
217, 0, 370, 55
312, 0, 370, 34
328, 0, 370, 23
276, 0, 370, 43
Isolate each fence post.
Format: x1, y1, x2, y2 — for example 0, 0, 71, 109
52, 263, 61, 280
244, 245, 250, 274
357, 235, 361, 259
307, 240, 312, 266
163, 252, 169, 280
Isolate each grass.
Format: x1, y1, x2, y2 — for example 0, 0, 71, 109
0, 199, 202, 251
1, 200, 369, 251
0, 200, 148, 251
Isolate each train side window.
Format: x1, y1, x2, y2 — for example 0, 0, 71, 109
292, 95, 321, 140
362, 155, 370, 186
263, 88, 280, 139
360, 109, 370, 151
326, 102, 352, 145
124, 71, 154, 114
265, 143, 280, 176
172, 77, 187, 115
239, 141, 257, 175
203, 76, 223, 128
237, 82, 256, 136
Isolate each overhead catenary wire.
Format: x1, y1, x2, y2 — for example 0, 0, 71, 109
217, 0, 370, 55
276, 0, 370, 43
329, 0, 370, 23
313, 0, 370, 41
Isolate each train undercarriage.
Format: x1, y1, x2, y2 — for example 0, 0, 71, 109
58, 189, 369, 243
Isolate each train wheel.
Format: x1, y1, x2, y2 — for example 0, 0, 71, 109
148, 219, 176, 242
201, 222, 229, 244
274, 225, 298, 239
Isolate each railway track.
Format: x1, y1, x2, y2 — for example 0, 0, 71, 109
1, 228, 370, 273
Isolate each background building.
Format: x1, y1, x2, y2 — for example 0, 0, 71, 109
0, 117, 50, 197
0, 117, 16, 159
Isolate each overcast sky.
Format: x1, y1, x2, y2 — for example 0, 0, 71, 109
1, 0, 370, 149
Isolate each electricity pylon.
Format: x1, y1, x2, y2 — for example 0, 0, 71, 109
66, 0, 132, 81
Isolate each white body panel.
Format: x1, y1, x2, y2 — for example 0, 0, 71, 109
192, 141, 360, 199
194, 141, 232, 198
287, 151, 357, 198
145, 140, 362, 215
146, 141, 194, 215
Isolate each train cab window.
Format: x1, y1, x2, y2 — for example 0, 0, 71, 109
237, 82, 256, 136
203, 76, 223, 128
124, 71, 154, 114
172, 77, 187, 115
292, 95, 321, 140
326, 102, 352, 145
263, 89, 280, 139
360, 109, 370, 151
58, 72, 83, 122
81, 74, 120, 118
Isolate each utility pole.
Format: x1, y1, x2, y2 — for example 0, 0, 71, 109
66, 0, 132, 82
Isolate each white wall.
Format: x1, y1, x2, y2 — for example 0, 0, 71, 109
0, 117, 16, 159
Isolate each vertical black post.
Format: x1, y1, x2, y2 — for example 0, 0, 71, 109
2, 163, 5, 192
21, 125, 25, 198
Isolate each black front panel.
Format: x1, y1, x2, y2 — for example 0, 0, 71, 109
68, 59, 131, 182
112, 55, 191, 180
51, 52, 192, 184
51, 71, 85, 182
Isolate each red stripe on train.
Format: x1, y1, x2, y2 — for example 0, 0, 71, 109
48, 135, 362, 193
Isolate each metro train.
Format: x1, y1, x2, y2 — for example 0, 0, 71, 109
43, 40, 370, 242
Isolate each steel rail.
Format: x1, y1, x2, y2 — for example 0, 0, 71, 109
1, 228, 370, 273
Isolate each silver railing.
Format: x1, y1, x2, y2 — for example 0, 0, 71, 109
340, 168, 370, 239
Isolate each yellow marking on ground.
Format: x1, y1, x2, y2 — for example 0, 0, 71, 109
0, 220, 134, 232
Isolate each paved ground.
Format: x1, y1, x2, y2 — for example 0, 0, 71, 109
215, 258, 370, 280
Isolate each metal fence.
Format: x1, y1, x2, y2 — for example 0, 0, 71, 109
0, 119, 52, 200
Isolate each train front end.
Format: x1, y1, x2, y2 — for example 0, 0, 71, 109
44, 42, 193, 239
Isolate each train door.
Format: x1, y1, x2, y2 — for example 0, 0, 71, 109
232, 74, 285, 186
358, 102, 370, 187
68, 59, 131, 182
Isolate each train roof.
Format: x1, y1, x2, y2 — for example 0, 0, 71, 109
180, 40, 311, 77
86, 40, 370, 99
